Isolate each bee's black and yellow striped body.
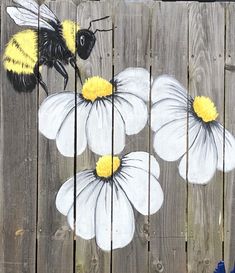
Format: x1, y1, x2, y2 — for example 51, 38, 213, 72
4, 0, 110, 93
3, 20, 91, 93
4, 29, 38, 92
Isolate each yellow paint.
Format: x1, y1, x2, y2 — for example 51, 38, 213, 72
61, 20, 80, 54
96, 155, 120, 178
82, 76, 113, 101
193, 96, 218, 122
4, 30, 38, 74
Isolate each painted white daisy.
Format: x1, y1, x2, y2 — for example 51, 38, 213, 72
151, 75, 235, 184
39, 67, 149, 156
56, 152, 164, 251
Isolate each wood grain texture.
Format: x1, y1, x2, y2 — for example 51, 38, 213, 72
37, 1, 76, 273
112, 3, 150, 273
76, 2, 112, 273
1, 1, 235, 272
188, 3, 224, 272
224, 3, 235, 270
150, 3, 188, 273
0, 0, 37, 272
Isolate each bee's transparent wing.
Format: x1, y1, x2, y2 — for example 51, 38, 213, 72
13, 0, 39, 14
14, 0, 58, 23
40, 3, 58, 24
7, 7, 55, 30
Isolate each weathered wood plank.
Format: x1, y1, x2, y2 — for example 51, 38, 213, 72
0, 0, 37, 272
188, 3, 224, 272
37, 1, 76, 273
150, 2, 188, 273
76, 2, 112, 273
112, 3, 150, 273
224, 3, 235, 270
114, 3, 150, 71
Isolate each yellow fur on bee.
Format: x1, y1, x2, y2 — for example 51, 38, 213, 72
62, 20, 80, 54
4, 29, 38, 74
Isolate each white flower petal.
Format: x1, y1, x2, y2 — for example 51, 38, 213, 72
122, 151, 160, 179
114, 67, 150, 101
95, 183, 135, 251
151, 99, 187, 132
153, 115, 200, 161
211, 123, 235, 172
116, 166, 163, 215
151, 75, 188, 105
179, 126, 217, 184
86, 99, 125, 155
67, 179, 103, 240
56, 101, 92, 157
55, 170, 96, 216
114, 93, 148, 135
39, 92, 75, 139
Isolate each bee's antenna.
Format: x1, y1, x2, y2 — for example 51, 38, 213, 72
88, 16, 110, 30
94, 28, 113, 34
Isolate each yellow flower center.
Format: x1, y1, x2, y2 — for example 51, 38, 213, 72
96, 155, 121, 178
82, 76, 113, 102
193, 96, 218, 122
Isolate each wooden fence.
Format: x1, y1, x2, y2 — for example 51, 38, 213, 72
1, 1, 235, 273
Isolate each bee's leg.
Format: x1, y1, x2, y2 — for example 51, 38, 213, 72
38, 73, 48, 96
53, 60, 68, 90
70, 58, 82, 85
33, 64, 48, 95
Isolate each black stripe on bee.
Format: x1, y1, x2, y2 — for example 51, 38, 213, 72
7, 70, 37, 92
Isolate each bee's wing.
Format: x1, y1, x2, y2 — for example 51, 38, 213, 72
13, 0, 58, 24
40, 3, 58, 24
13, 0, 38, 13
7, 7, 55, 30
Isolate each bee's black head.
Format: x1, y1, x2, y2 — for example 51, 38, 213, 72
76, 29, 96, 60
76, 16, 112, 60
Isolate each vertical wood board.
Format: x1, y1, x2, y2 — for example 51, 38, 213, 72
37, 1, 76, 273
224, 3, 235, 270
113, 3, 150, 273
0, 0, 37, 272
188, 3, 224, 272
76, 2, 113, 273
150, 2, 188, 273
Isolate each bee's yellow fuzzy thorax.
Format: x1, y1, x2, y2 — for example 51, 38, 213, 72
82, 76, 113, 101
96, 155, 121, 178
193, 96, 218, 122
61, 20, 80, 54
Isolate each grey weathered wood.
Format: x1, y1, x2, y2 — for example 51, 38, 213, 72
76, 2, 112, 273
114, 3, 150, 71
0, 0, 37, 272
37, 1, 76, 273
112, 3, 150, 273
224, 3, 235, 270
150, 3, 188, 273
188, 3, 224, 272
1, 1, 235, 272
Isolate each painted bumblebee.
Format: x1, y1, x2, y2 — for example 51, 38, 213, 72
3, 0, 111, 94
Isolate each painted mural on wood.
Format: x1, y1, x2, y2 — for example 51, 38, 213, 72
56, 152, 164, 251
38, 67, 165, 250
38, 68, 235, 249
2, 0, 235, 268
150, 75, 235, 184
39, 67, 149, 156
3, 0, 110, 94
